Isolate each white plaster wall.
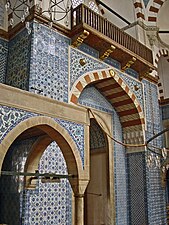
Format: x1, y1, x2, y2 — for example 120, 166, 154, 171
157, 0, 169, 46
0, 0, 8, 31
99, 0, 135, 28
158, 56, 169, 99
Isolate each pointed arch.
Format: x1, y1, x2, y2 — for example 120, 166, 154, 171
0, 116, 83, 181
154, 48, 169, 67
148, 0, 166, 24
133, 0, 145, 20
155, 48, 169, 99
69, 68, 145, 131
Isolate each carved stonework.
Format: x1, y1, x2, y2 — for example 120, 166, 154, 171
124, 130, 146, 153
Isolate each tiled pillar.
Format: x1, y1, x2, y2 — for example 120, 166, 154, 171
127, 151, 148, 225
74, 194, 84, 225
124, 130, 148, 224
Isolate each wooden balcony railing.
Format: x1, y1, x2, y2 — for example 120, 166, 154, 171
71, 4, 153, 64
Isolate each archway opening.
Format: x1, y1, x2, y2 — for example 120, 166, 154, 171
157, 56, 169, 99
0, 122, 80, 225
84, 118, 109, 225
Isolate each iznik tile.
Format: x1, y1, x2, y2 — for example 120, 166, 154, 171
0, 105, 85, 169
6, 28, 31, 90
0, 105, 37, 143
79, 86, 113, 113
143, 79, 166, 225
29, 22, 70, 102
127, 152, 148, 225
69, 47, 109, 88
78, 43, 99, 58
21, 142, 72, 225
79, 85, 128, 225
0, 38, 8, 83
55, 118, 85, 167
118, 70, 144, 108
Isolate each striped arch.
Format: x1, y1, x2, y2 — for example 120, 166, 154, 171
133, 0, 145, 20
148, 0, 166, 24
70, 68, 145, 131
154, 48, 169, 99
154, 48, 169, 67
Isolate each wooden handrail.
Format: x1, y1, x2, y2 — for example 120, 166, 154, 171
71, 4, 153, 64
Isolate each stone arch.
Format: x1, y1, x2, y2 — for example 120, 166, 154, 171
0, 116, 84, 184
133, 0, 145, 20
70, 68, 145, 133
148, 0, 166, 24
155, 48, 169, 99
154, 48, 169, 67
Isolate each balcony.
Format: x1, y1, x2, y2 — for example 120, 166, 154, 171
70, 4, 156, 76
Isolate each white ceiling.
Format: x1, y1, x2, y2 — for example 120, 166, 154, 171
157, 0, 169, 45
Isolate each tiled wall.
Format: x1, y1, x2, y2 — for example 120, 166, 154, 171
22, 142, 72, 225
126, 79, 166, 225
6, 28, 31, 90
0, 105, 37, 144
29, 22, 70, 102
0, 105, 85, 225
90, 119, 107, 150
143, 79, 166, 225
161, 105, 169, 121
125, 68, 139, 79
69, 47, 109, 89
70, 46, 144, 110
0, 38, 8, 83
0, 138, 72, 225
78, 43, 121, 69
0, 105, 85, 167
54, 118, 85, 167
143, 0, 150, 7
79, 86, 113, 113
127, 152, 148, 225
0, 20, 167, 225
3, 21, 140, 104
112, 109, 128, 225
78, 85, 128, 225
0, 137, 37, 225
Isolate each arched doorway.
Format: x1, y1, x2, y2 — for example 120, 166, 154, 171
0, 116, 86, 225
70, 68, 146, 225
85, 118, 109, 225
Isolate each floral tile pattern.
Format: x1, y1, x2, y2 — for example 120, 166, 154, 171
29, 22, 70, 102
0, 39, 8, 83
22, 142, 72, 225
79, 86, 128, 225
6, 28, 31, 90
0, 106, 85, 167
69, 47, 109, 88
